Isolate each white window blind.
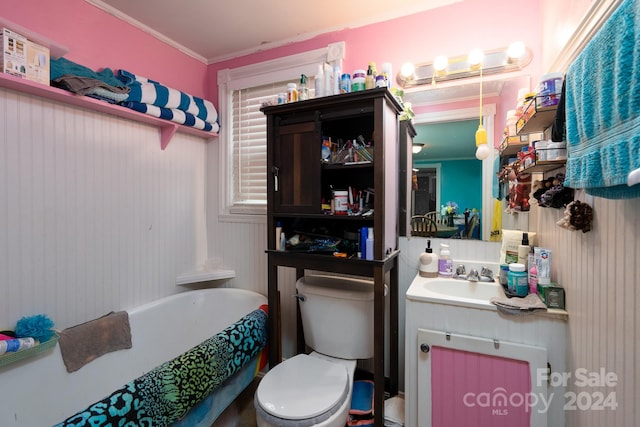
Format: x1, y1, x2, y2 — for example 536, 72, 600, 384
218, 42, 345, 217
231, 81, 290, 206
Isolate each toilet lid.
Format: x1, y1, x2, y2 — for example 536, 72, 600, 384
256, 354, 349, 420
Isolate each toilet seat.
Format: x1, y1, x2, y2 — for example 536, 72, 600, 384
256, 354, 349, 425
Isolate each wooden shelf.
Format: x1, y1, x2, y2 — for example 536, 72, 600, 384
516, 96, 559, 135
523, 160, 566, 173
0, 73, 218, 149
499, 134, 529, 157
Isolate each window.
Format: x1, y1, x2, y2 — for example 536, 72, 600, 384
218, 43, 345, 217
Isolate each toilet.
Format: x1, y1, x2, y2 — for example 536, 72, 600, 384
254, 274, 376, 427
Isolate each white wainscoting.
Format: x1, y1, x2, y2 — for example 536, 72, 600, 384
0, 87, 209, 330
533, 194, 639, 427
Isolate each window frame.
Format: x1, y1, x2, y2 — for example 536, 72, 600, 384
217, 42, 345, 220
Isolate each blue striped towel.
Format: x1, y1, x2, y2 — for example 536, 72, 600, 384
123, 101, 220, 133
565, 0, 640, 199
117, 69, 218, 124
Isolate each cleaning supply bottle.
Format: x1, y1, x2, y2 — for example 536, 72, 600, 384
419, 240, 439, 278
438, 244, 453, 277
365, 228, 374, 261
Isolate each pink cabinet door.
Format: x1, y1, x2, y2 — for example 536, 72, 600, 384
417, 328, 548, 427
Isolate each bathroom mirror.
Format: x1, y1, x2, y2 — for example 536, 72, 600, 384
403, 75, 531, 240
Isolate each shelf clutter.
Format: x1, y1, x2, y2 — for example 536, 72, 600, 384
0, 19, 218, 150
498, 73, 570, 213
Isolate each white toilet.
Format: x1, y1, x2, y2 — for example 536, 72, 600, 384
254, 274, 376, 427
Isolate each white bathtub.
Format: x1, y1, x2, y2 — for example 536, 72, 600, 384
0, 288, 268, 426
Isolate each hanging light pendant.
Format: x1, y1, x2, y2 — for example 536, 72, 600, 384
475, 52, 490, 161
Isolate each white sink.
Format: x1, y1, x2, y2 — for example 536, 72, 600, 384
406, 275, 504, 310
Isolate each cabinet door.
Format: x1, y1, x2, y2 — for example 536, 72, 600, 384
272, 120, 320, 214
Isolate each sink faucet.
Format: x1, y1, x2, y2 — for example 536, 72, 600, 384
467, 269, 480, 282
454, 264, 466, 279
480, 267, 495, 282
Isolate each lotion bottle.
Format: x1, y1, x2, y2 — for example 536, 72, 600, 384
438, 244, 453, 277
419, 240, 439, 278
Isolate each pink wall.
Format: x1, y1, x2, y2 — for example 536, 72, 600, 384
206, 0, 542, 95
206, 0, 543, 143
0, 0, 208, 98
1, 0, 543, 124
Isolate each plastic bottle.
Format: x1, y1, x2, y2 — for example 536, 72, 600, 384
518, 232, 530, 268
333, 64, 341, 95
365, 65, 375, 89
314, 65, 324, 98
381, 62, 392, 88
508, 263, 528, 296
438, 244, 453, 277
419, 240, 439, 278
351, 69, 366, 92
340, 73, 351, 93
279, 231, 286, 252
298, 74, 309, 101
287, 83, 298, 103
529, 262, 538, 294
365, 228, 374, 261
360, 227, 368, 260
275, 221, 282, 251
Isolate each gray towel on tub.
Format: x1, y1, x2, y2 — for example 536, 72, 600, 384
58, 311, 132, 373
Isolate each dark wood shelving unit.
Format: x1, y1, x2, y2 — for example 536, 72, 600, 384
262, 88, 401, 426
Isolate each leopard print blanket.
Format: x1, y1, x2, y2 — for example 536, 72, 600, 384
54, 305, 268, 427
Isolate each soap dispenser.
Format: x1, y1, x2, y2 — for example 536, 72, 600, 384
438, 243, 453, 277
419, 240, 439, 278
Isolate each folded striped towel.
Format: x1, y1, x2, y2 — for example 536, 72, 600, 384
117, 69, 218, 124
122, 101, 220, 133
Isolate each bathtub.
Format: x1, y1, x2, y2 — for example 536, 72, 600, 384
0, 288, 268, 426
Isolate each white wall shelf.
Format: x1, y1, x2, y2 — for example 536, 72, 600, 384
176, 268, 236, 285
0, 73, 218, 149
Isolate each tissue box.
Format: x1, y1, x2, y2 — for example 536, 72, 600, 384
26, 40, 49, 85
1, 27, 28, 79
537, 282, 565, 309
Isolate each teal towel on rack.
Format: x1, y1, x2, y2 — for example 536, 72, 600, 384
565, 0, 640, 199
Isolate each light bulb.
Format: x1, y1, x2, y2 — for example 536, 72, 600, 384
400, 62, 415, 78
507, 41, 526, 59
433, 55, 448, 72
475, 143, 490, 160
468, 49, 484, 68
475, 124, 489, 160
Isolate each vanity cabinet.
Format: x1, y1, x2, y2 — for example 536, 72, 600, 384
262, 88, 402, 426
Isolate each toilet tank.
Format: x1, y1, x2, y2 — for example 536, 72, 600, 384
296, 274, 376, 359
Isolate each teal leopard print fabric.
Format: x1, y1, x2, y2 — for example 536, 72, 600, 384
54, 306, 268, 427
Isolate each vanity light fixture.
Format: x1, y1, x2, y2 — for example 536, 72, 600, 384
396, 42, 533, 88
